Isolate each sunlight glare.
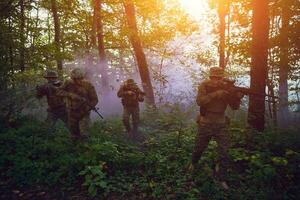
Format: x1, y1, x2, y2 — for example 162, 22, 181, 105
179, 0, 207, 20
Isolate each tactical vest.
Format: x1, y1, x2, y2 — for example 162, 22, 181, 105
200, 80, 228, 115
121, 84, 141, 107
64, 80, 93, 110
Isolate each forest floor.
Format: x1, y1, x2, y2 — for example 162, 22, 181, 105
1, 107, 300, 200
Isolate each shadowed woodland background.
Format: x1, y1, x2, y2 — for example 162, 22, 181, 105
0, 0, 300, 199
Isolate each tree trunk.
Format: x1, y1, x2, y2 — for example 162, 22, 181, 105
278, 2, 290, 128
218, 0, 226, 69
296, 81, 300, 113
8, 16, 14, 68
19, 0, 25, 71
123, 0, 155, 106
91, 5, 97, 47
267, 80, 277, 126
248, 0, 270, 132
93, 0, 109, 89
50, 0, 62, 71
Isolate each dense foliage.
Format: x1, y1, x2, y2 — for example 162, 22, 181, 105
1, 107, 299, 199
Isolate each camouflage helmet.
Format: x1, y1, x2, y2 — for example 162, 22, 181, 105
209, 67, 224, 78
44, 70, 58, 79
126, 79, 135, 84
71, 68, 85, 79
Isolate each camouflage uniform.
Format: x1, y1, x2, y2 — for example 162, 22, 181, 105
57, 68, 98, 140
117, 79, 144, 137
192, 67, 243, 181
36, 71, 67, 128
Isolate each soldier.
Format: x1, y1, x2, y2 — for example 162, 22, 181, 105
57, 68, 98, 140
36, 70, 67, 128
190, 67, 244, 190
117, 79, 145, 139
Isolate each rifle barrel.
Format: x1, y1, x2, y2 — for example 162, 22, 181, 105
233, 86, 278, 99
93, 108, 104, 119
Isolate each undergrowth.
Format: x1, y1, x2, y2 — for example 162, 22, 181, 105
0, 106, 300, 199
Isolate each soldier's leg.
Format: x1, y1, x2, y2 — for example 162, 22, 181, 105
214, 126, 229, 181
122, 107, 131, 133
68, 111, 81, 140
132, 107, 140, 135
58, 108, 68, 127
192, 124, 212, 165
79, 112, 91, 137
45, 112, 57, 133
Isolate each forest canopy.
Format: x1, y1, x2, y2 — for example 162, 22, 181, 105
1, 0, 300, 129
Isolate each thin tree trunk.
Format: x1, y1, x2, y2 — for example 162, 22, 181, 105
218, 0, 226, 69
19, 0, 25, 71
248, 0, 270, 132
50, 0, 62, 70
8, 16, 14, 68
295, 81, 300, 112
278, 1, 290, 128
47, 13, 51, 44
91, 5, 97, 47
123, 0, 155, 106
268, 38, 278, 127
93, 0, 109, 90
271, 85, 277, 126
267, 80, 277, 126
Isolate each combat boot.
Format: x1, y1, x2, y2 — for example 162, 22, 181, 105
132, 125, 138, 140
125, 126, 131, 134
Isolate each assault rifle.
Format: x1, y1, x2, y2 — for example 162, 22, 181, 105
200, 79, 278, 117
90, 105, 104, 119
206, 79, 278, 99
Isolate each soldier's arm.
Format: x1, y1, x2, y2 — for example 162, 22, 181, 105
136, 86, 145, 102
55, 80, 77, 99
55, 82, 69, 97
117, 85, 125, 98
197, 83, 210, 106
136, 86, 145, 96
36, 84, 47, 99
196, 82, 223, 106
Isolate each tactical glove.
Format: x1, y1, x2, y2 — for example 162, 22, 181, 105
236, 91, 245, 99
138, 95, 144, 102
126, 91, 134, 95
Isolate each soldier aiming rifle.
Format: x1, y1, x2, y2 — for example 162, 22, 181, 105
200, 78, 278, 117
190, 67, 246, 190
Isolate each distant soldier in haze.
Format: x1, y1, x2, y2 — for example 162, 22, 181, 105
117, 79, 145, 139
36, 70, 67, 128
190, 67, 244, 190
57, 68, 98, 141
